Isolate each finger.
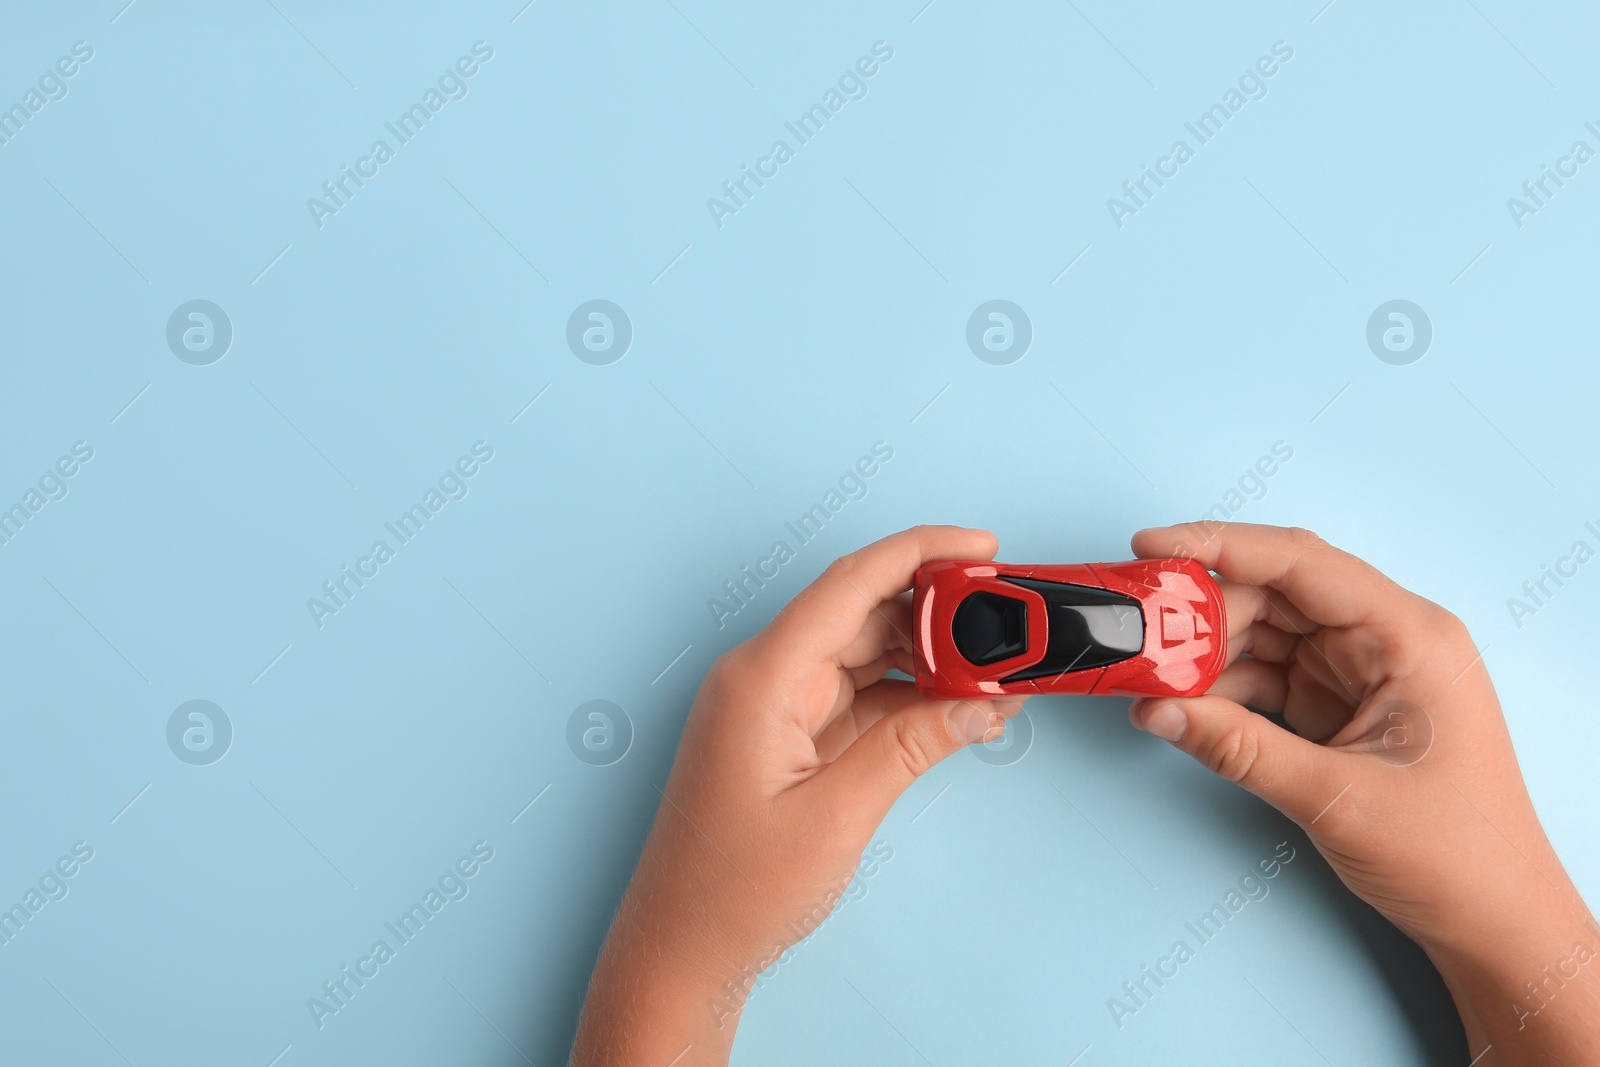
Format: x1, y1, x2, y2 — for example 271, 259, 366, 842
1203, 655, 1359, 743
843, 652, 897, 694
1133, 522, 1413, 632
812, 680, 926, 762
1285, 629, 1359, 700
806, 609, 921, 741
1220, 578, 1315, 643
1221, 584, 1373, 703
1228, 620, 1302, 666
1129, 692, 1348, 826
1204, 657, 1289, 713
816, 694, 1024, 827
758, 525, 998, 666
1129, 656, 1291, 731
809, 651, 907, 742
834, 595, 915, 672
1281, 663, 1360, 742
840, 643, 918, 702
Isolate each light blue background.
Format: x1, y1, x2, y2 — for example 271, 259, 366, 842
2, 1, 1597, 1064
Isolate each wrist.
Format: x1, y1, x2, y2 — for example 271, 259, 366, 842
1414, 871, 1594, 969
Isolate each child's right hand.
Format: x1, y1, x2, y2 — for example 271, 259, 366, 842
1127, 522, 1598, 1061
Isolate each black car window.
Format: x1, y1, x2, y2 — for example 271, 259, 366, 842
951, 591, 1028, 666
997, 576, 1143, 682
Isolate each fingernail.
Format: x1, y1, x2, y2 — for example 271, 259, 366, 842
946, 702, 991, 744
1142, 701, 1187, 743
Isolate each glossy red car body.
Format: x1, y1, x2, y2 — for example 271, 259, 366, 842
912, 558, 1228, 699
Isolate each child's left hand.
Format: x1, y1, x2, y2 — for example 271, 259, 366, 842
572, 526, 1020, 1066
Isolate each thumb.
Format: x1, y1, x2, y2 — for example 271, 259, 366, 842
820, 697, 1024, 827
1132, 695, 1345, 827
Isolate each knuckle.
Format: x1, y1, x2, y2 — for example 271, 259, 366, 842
708, 646, 744, 677
825, 551, 862, 583
885, 716, 937, 780
705, 647, 759, 694
1286, 526, 1324, 551
819, 792, 860, 839
1203, 725, 1261, 785
1417, 597, 1474, 651
1434, 601, 1471, 639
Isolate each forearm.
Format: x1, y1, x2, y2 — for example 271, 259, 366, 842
571, 919, 743, 1067
571, 843, 764, 1067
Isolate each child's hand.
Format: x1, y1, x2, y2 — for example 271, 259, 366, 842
1128, 522, 1599, 1060
572, 526, 1020, 1066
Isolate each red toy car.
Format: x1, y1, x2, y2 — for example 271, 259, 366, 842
911, 558, 1227, 700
